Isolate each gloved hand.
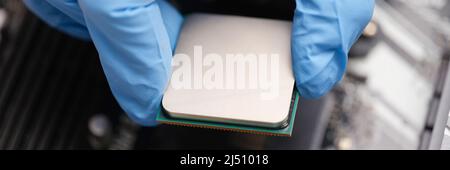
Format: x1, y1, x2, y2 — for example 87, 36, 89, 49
292, 0, 374, 98
23, 0, 183, 126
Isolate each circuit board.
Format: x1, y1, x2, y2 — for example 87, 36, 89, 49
157, 90, 299, 137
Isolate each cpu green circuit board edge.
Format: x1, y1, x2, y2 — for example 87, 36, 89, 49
156, 90, 299, 137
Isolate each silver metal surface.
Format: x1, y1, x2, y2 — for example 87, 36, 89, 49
162, 13, 295, 128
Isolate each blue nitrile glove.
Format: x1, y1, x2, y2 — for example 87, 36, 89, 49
23, 0, 183, 126
292, 0, 374, 98
23, 0, 374, 126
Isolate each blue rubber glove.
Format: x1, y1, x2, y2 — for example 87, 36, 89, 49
292, 0, 374, 98
23, 0, 183, 126
23, 0, 373, 126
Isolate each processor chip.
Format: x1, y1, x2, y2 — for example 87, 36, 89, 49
158, 13, 297, 136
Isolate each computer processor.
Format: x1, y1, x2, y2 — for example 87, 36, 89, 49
157, 90, 298, 136
157, 13, 298, 136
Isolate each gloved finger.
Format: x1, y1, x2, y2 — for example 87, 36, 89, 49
22, 0, 90, 40
77, 0, 183, 126
45, 0, 86, 26
158, 0, 183, 50
291, 0, 374, 98
44, 0, 182, 48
